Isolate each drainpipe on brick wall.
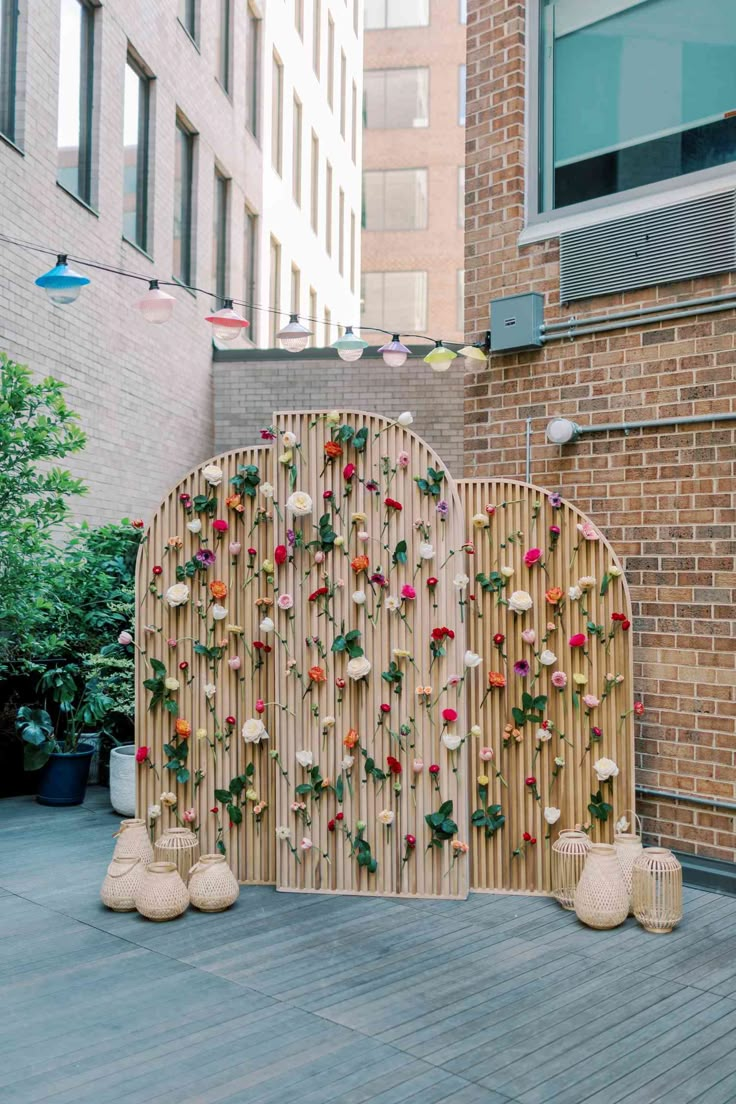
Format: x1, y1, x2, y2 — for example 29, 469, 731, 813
540, 297, 736, 342
636, 785, 736, 815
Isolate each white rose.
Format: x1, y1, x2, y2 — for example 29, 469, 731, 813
544, 806, 561, 825
500, 565, 514, 578
282, 431, 297, 447
609, 565, 622, 578
442, 731, 463, 751
536, 727, 552, 743
539, 649, 557, 666
470, 724, 482, 738
148, 804, 161, 820
508, 590, 533, 613
296, 749, 314, 769
202, 463, 223, 486
352, 590, 366, 605
419, 541, 434, 560
242, 718, 268, 743
385, 595, 400, 612
578, 576, 596, 591
275, 825, 292, 841
212, 604, 228, 620
326, 410, 341, 424
615, 816, 630, 834
377, 809, 395, 825
186, 519, 202, 534
204, 683, 216, 700
164, 677, 179, 691
568, 585, 582, 601
286, 491, 313, 517
593, 757, 619, 782
164, 582, 190, 607
464, 650, 482, 668
259, 617, 275, 634
322, 715, 336, 728
453, 573, 470, 591
471, 512, 489, 529
160, 791, 177, 807
334, 535, 345, 547
397, 411, 413, 426
341, 755, 354, 771
260, 481, 274, 499
346, 655, 371, 681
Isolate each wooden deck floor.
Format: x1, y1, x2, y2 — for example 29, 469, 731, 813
2, 790, 736, 1103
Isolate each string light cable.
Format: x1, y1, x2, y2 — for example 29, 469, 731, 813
0, 231, 489, 368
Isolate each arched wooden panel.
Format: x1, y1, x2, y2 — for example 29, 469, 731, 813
458, 478, 635, 894
271, 410, 469, 898
135, 447, 276, 884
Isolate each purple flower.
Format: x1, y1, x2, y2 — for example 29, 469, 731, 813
436, 500, 449, 518
370, 572, 387, 587
514, 659, 530, 677
365, 480, 379, 492
286, 528, 296, 547
195, 548, 216, 567
549, 492, 562, 508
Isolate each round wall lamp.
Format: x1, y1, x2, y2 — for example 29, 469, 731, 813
545, 417, 581, 444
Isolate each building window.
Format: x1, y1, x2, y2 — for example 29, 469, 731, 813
213, 169, 229, 304
365, 0, 429, 29
309, 286, 317, 346
294, 0, 303, 37
173, 116, 195, 284
291, 263, 301, 314
340, 51, 347, 138
122, 57, 150, 251
0, 0, 19, 142
245, 6, 261, 138
459, 0, 467, 23
363, 168, 428, 230
327, 15, 335, 109
325, 160, 333, 255
271, 51, 283, 175
457, 165, 464, 227
57, 0, 94, 204
363, 67, 429, 129
456, 269, 464, 332
539, 0, 736, 214
311, 131, 319, 232
216, 0, 231, 92
338, 188, 345, 275
244, 207, 257, 335
178, 0, 196, 40
458, 64, 466, 126
353, 0, 359, 35
313, 0, 321, 76
269, 236, 281, 345
293, 95, 302, 206
350, 210, 356, 293
361, 271, 427, 332
351, 80, 358, 162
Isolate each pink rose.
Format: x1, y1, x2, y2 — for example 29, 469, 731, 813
412, 758, 424, 773
228, 656, 241, 670
229, 541, 241, 555
551, 671, 567, 688
479, 747, 494, 761
278, 593, 294, 609
524, 548, 542, 566
167, 637, 178, 647
577, 521, 599, 540
569, 633, 587, 648
521, 629, 536, 645
401, 584, 416, 600
118, 630, 133, 645
182, 808, 196, 824
300, 838, 313, 851
314, 551, 325, 564
397, 451, 410, 468
582, 694, 600, 708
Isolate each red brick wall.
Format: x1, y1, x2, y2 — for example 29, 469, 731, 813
465, 0, 736, 862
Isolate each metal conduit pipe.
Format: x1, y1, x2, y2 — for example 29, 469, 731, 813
543, 289, 736, 332
540, 298, 736, 342
636, 785, 736, 815
576, 411, 736, 436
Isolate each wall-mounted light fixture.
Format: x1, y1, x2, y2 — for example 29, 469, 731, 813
545, 417, 581, 445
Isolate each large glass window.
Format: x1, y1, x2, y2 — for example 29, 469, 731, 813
178, 0, 196, 40
361, 271, 427, 332
245, 6, 260, 138
0, 0, 19, 142
269, 236, 281, 345
243, 207, 257, 335
216, 0, 231, 91
363, 67, 429, 128
365, 0, 429, 29
213, 169, 229, 304
293, 95, 302, 206
363, 168, 428, 230
458, 64, 466, 126
271, 51, 283, 174
311, 131, 319, 232
327, 15, 335, 109
173, 117, 194, 284
57, 0, 94, 203
313, 0, 321, 76
457, 165, 464, 226
291, 263, 301, 314
540, 0, 736, 213
123, 57, 150, 250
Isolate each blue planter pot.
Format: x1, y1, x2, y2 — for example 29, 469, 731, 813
37, 742, 95, 807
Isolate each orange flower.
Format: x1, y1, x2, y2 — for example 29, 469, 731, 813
324, 440, 343, 459
488, 671, 506, 688
167, 535, 183, 549
209, 580, 228, 600
225, 493, 242, 510
175, 719, 191, 738
351, 554, 370, 574
344, 728, 360, 748
308, 665, 327, 683
545, 586, 563, 605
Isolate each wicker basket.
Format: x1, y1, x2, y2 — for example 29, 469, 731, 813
100, 856, 144, 912
614, 820, 643, 915
575, 843, 630, 929
633, 847, 683, 934
551, 830, 591, 910
154, 826, 200, 882
112, 818, 154, 864
188, 854, 240, 912
135, 861, 189, 922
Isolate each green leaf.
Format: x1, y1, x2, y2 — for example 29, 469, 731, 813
176, 767, 190, 784
332, 636, 347, 652
230, 777, 244, 795
511, 707, 525, 726
294, 783, 313, 796
163, 699, 179, 716
226, 804, 243, 825
353, 427, 369, 451
335, 775, 344, 803
149, 658, 167, 677
214, 788, 231, 804
392, 540, 407, 566
600, 574, 611, 597
439, 799, 453, 817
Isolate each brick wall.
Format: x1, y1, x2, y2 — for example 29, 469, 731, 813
214, 351, 465, 475
465, 1, 736, 862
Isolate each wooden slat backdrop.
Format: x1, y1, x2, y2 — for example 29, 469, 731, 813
271, 410, 469, 898
135, 447, 276, 884
458, 478, 635, 894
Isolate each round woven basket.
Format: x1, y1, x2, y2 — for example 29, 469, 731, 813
112, 818, 154, 864
614, 809, 643, 915
551, 830, 591, 910
100, 856, 144, 912
188, 854, 240, 912
154, 827, 200, 882
135, 861, 189, 922
575, 843, 630, 929
633, 847, 683, 934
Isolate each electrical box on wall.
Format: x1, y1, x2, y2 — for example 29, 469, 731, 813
489, 292, 544, 352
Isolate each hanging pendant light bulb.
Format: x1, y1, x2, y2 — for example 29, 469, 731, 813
35, 254, 90, 305
459, 344, 488, 364
276, 314, 312, 353
205, 299, 250, 342
424, 341, 457, 372
331, 326, 369, 362
137, 279, 176, 324
377, 335, 411, 368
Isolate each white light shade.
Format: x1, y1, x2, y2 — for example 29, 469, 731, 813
205, 300, 250, 342
459, 344, 488, 364
331, 326, 369, 362
277, 314, 312, 353
546, 417, 581, 445
137, 281, 176, 324
378, 336, 411, 368
424, 342, 458, 373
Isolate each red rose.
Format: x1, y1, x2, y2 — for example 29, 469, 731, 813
530, 837, 537, 845
264, 645, 272, 653
131, 519, 144, 529
343, 463, 356, 480
634, 701, 645, 716
274, 544, 287, 565
525, 776, 536, 787
212, 519, 228, 532
405, 834, 416, 848
380, 703, 391, 714
523, 548, 542, 566
135, 746, 148, 763
384, 497, 402, 511
522, 832, 531, 842
247, 547, 257, 557
442, 708, 458, 723
469, 594, 475, 601
611, 612, 624, 622
446, 628, 455, 640
622, 619, 631, 631
323, 490, 333, 499
493, 633, 505, 645
429, 764, 440, 775
387, 755, 402, 774
179, 660, 188, 670
336, 677, 346, 689
328, 818, 336, 832
592, 726, 602, 737
152, 565, 163, 576
569, 633, 586, 647
431, 627, 444, 641
210, 807, 219, 814
225, 715, 236, 725
427, 577, 438, 588
252, 640, 264, 650
336, 811, 344, 821
309, 586, 329, 601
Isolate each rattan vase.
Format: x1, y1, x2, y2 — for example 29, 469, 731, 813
112, 818, 154, 864
575, 843, 630, 929
135, 861, 189, 921
551, 830, 591, 910
614, 833, 643, 915
154, 826, 200, 882
100, 856, 144, 911
188, 855, 240, 912
633, 848, 683, 934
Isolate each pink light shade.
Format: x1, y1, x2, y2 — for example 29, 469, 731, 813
137, 280, 176, 324
205, 299, 250, 342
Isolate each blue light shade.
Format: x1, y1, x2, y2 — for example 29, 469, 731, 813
331, 326, 369, 362
35, 254, 90, 305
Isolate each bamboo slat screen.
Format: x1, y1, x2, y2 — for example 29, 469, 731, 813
458, 479, 635, 894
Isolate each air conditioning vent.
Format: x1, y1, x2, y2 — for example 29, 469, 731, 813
559, 189, 736, 303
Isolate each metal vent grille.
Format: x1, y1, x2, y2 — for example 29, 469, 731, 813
560, 190, 736, 303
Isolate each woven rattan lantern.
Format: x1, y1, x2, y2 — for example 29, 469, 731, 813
154, 826, 200, 882
614, 824, 643, 915
632, 848, 683, 934
575, 843, 630, 929
551, 830, 591, 910
188, 855, 240, 912
112, 818, 154, 864
100, 856, 144, 912
135, 862, 189, 921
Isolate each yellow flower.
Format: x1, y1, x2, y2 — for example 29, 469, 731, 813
226, 624, 243, 633
326, 410, 341, 424
245, 788, 258, 802
278, 450, 293, 465
195, 727, 207, 740
477, 774, 490, 786
393, 649, 411, 659
573, 673, 587, 686
351, 512, 367, 524
261, 559, 274, 575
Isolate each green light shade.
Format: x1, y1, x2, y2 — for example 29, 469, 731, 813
423, 342, 458, 372
459, 344, 488, 363
331, 326, 369, 362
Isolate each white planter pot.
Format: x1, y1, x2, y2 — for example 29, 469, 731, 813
110, 745, 137, 817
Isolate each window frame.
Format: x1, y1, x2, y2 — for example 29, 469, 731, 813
313, 0, 321, 77
216, 0, 231, 93
292, 93, 302, 206
0, 0, 19, 143
243, 205, 258, 336
213, 167, 229, 305
362, 166, 429, 231
325, 159, 333, 255
245, 5, 261, 139
271, 50, 283, 175
56, 0, 95, 206
364, 0, 430, 30
178, 0, 197, 43
361, 270, 428, 332
122, 53, 151, 252
327, 14, 335, 109
269, 235, 281, 345
173, 115, 195, 286
363, 66, 430, 130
